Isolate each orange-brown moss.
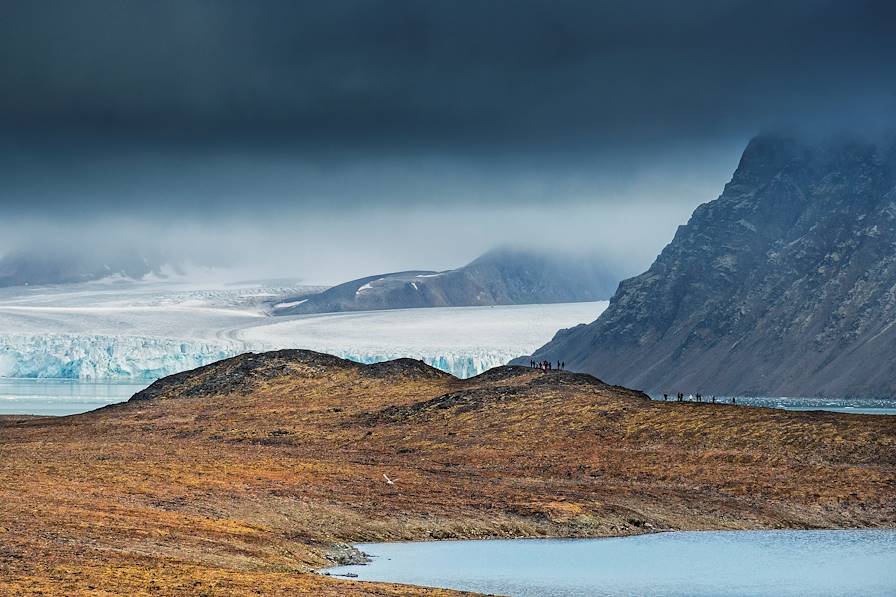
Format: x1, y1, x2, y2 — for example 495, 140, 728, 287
1, 351, 894, 595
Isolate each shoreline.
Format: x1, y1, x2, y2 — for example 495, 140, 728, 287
327, 523, 896, 551
316, 516, 896, 591
4, 393, 896, 419
320, 529, 896, 595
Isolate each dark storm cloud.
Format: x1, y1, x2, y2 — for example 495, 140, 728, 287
0, 1, 894, 281
2, 0, 894, 149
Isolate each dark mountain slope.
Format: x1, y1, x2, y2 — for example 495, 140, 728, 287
518, 134, 896, 398
274, 247, 619, 315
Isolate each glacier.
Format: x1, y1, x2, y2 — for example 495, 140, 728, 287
0, 335, 528, 381
0, 334, 241, 380
235, 302, 608, 379
0, 281, 607, 381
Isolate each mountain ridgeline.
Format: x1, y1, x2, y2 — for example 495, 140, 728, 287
273, 248, 620, 315
519, 133, 896, 398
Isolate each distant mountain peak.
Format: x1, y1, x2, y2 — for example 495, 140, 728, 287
273, 247, 622, 315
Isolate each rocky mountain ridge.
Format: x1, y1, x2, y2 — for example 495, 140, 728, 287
519, 133, 896, 398
273, 247, 620, 315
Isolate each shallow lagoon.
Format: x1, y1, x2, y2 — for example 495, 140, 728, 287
328, 530, 896, 597
0, 379, 147, 416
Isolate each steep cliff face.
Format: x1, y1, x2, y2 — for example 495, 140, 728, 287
521, 134, 896, 398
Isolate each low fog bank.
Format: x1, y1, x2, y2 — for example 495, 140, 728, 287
0, 197, 701, 287
5, 128, 895, 288
2, 0, 894, 289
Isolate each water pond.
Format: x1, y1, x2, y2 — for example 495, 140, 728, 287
327, 530, 896, 596
0, 378, 147, 416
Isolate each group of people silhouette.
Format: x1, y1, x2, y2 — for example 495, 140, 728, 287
530, 360, 564, 371
522, 362, 743, 405
663, 392, 736, 405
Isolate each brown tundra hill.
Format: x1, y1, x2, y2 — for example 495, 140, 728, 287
1, 349, 894, 595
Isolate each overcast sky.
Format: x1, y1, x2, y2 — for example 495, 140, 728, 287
1, 0, 894, 284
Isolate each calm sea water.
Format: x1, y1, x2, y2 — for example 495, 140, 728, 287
327, 530, 896, 597
649, 394, 896, 415
0, 379, 147, 416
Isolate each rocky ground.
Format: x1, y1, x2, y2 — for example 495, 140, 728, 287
1, 349, 894, 595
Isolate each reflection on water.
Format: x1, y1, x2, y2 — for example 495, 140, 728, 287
328, 530, 896, 597
0, 379, 147, 416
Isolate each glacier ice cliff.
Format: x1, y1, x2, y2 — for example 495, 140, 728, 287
0, 334, 518, 380
0, 296, 606, 382
0, 335, 241, 381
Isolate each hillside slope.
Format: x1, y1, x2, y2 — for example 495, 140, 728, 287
1, 349, 894, 595
273, 247, 619, 314
520, 133, 896, 398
